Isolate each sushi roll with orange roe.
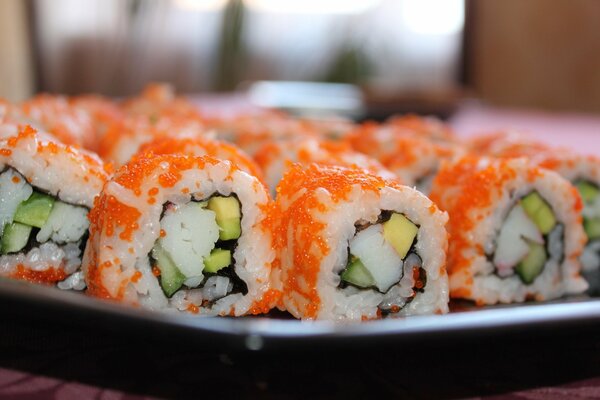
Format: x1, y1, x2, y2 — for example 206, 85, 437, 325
121, 82, 203, 121
210, 112, 320, 156
18, 94, 98, 150
469, 131, 600, 289
98, 83, 209, 167
0, 126, 110, 289
253, 137, 396, 194
69, 94, 124, 146
136, 136, 265, 184
98, 114, 209, 167
345, 121, 463, 193
268, 163, 448, 320
429, 156, 588, 305
385, 114, 456, 142
83, 154, 278, 316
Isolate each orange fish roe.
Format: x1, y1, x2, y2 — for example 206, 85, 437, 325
136, 136, 266, 189
113, 153, 219, 192
11, 176, 20, 183
187, 304, 200, 314
89, 194, 142, 242
344, 121, 460, 186
270, 163, 386, 318
5, 125, 109, 186
11, 265, 67, 285
131, 271, 142, 283
152, 266, 161, 277
255, 138, 393, 189
430, 156, 518, 279
451, 287, 472, 298
85, 252, 115, 299
0, 149, 12, 156
249, 288, 281, 315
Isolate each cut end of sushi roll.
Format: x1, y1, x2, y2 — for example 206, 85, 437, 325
338, 211, 427, 315
0, 126, 109, 289
430, 156, 587, 305
83, 154, 276, 316
150, 195, 246, 300
272, 163, 449, 321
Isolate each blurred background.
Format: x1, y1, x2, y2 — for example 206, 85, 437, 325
1, 0, 599, 118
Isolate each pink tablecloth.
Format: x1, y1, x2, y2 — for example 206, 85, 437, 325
450, 101, 600, 155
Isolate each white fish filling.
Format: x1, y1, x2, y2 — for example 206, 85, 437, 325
493, 204, 543, 276
0, 169, 33, 236
349, 224, 403, 292
379, 253, 421, 310
159, 202, 219, 281
37, 202, 89, 244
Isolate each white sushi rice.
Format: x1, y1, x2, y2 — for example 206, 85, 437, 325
449, 159, 588, 304
280, 182, 449, 321
159, 202, 219, 281
84, 157, 274, 316
0, 129, 106, 289
349, 225, 402, 292
0, 242, 82, 285
36, 202, 89, 244
0, 128, 106, 209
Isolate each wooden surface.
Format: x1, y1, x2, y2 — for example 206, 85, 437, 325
468, 0, 600, 113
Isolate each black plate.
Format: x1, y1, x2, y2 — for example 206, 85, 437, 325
0, 277, 599, 352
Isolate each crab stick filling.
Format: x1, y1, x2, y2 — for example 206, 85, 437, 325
338, 210, 426, 314
492, 191, 563, 284
150, 194, 248, 302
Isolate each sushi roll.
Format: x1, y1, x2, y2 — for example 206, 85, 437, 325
469, 131, 600, 290
269, 163, 449, 321
99, 83, 209, 166
253, 137, 396, 194
83, 154, 277, 316
136, 136, 265, 184
345, 121, 463, 193
385, 114, 456, 142
98, 114, 209, 167
0, 126, 109, 289
429, 156, 588, 304
19, 94, 98, 150
210, 112, 320, 156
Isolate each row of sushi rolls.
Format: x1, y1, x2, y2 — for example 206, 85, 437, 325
0, 82, 597, 321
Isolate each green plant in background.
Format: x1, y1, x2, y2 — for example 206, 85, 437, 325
324, 43, 373, 85
215, 0, 246, 91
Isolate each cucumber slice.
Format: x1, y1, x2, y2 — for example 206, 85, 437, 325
520, 192, 556, 235
515, 241, 547, 285
13, 192, 55, 228
204, 248, 231, 273
341, 257, 375, 288
207, 196, 241, 240
152, 244, 186, 297
383, 213, 418, 259
1, 222, 32, 254
576, 181, 599, 204
584, 217, 600, 240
